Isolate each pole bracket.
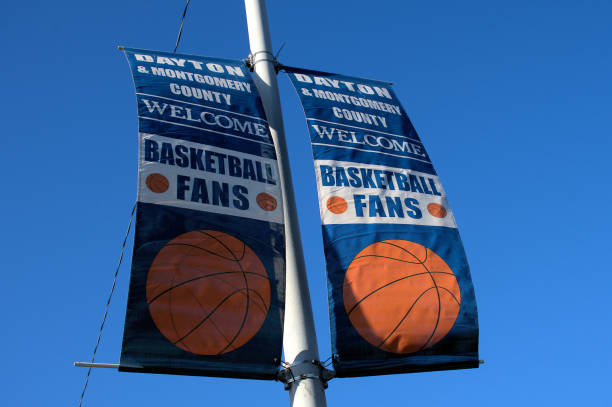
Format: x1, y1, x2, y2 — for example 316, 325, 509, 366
276, 360, 335, 390
245, 50, 282, 73
74, 361, 119, 369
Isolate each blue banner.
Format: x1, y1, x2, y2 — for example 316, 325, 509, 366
120, 48, 285, 379
286, 67, 479, 377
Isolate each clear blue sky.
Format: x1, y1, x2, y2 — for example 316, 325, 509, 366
2, 0, 611, 406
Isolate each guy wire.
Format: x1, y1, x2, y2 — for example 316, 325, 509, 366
78, 203, 136, 407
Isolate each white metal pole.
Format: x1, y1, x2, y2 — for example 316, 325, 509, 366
243, 2, 327, 407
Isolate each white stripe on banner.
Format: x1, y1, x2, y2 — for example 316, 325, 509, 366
138, 117, 274, 146
306, 117, 422, 143
311, 142, 433, 164
138, 133, 284, 224
314, 159, 457, 228
137, 93, 269, 122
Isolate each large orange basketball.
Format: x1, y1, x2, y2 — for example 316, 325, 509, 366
343, 240, 460, 354
146, 230, 271, 355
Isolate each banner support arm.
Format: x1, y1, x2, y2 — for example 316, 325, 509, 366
74, 362, 119, 369
244, 1, 328, 407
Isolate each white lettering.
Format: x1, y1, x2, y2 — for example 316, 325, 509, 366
294, 73, 313, 83
135, 54, 153, 62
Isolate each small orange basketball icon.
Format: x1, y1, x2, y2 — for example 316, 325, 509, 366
256, 192, 277, 211
427, 203, 447, 218
326, 196, 347, 214
146, 173, 169, 193
343, 240, 461, 354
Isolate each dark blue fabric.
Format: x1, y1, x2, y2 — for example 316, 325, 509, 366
121, 203, 285, 379
285, 66, 479, 377
120, 48, 284, 379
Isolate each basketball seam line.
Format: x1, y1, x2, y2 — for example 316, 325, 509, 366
377, 286, 436, 348
173, 288, 249, 345
345, 271, 454, 316
147, 270, 270, 305
380, 241, 429, 263
372, 243, 441, 352
247, 289, 270, 314
376, 286, 460, 350
197, 230, 241, 259
439, 286, 460, 305
353, 254, 424, 265
167, 272, 190, 352
184, 282, 233, 346
166, 242, 247, 262
155, 230, 270, 354
198, 230, 249, 261
202, 232, 252, 354
158, 284, 269, 350
413, 249, 442, 351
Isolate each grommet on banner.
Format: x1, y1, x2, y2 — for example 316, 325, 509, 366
276, 360, 335, 390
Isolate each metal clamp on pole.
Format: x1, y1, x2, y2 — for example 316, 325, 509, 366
245, 50, 281, 72
244, 1, 327, 405
277, 360, 336, 391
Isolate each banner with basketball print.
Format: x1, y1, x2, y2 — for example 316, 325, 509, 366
120, 48, 285, 379
286, 67, 479, 377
